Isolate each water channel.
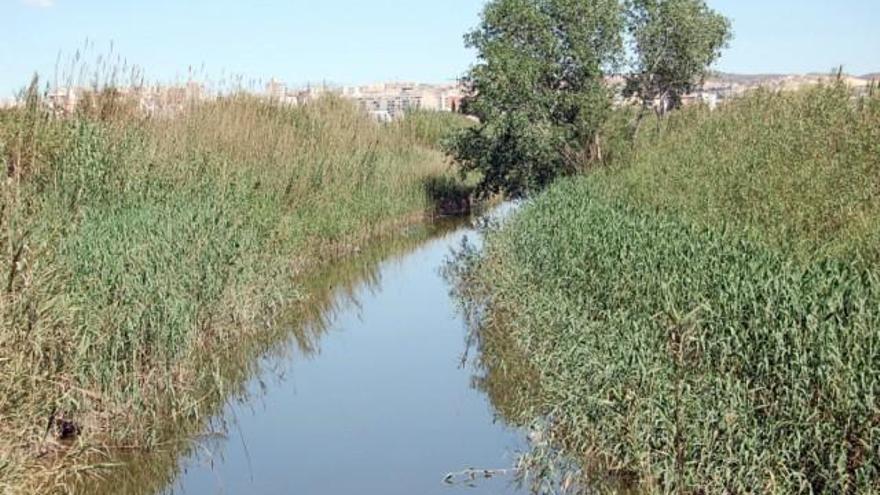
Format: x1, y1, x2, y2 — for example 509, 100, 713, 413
113, 206, 529, 494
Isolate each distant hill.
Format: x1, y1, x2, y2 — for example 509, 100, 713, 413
709, 72, 788, 85
704, 71, 874, 93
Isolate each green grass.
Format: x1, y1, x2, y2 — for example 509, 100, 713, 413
0, 88, 464, 493
391, 109, 474, 149
596, 82, 880, 262
77, 216, 466, 495
458, 83, 880, 493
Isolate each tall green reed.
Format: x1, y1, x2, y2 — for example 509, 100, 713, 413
0, 76, 465, 493
459, 84, 880, 494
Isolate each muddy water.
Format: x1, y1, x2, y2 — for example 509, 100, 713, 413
144, 210, 528, 494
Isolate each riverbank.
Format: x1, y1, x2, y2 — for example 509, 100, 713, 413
0, 87, 469, 493
457, 83, 880, 493
78, 214, 515, 495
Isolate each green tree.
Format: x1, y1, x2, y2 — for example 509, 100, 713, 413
450, 0, 731, 196
449, 0, 625, 196
624, 0, 731, 118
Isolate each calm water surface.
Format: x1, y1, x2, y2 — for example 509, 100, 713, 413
161, 212, 527, 494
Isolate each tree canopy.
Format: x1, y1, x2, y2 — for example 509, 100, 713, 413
449, 0, 731, 196
624, 0, 732, 113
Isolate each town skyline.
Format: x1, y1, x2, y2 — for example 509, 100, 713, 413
2, 0, 879, 98
4, 70, 875, 119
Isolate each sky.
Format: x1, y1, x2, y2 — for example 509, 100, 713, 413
1, 0, 878, 97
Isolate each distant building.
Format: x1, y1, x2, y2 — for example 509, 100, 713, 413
266, 78, 286, 101
47, 87, 78, 114
679, 91, 719, 110
368, 110, 393, 123
296, 83, 343, 104
332, 82, 466, 120
444, 93, 464, 113
700, 92, 719, 110
10, 79, 475, 120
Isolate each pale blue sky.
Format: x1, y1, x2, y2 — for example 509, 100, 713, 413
1, 0, 878, 96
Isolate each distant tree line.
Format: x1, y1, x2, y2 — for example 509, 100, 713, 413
449, 0, 731, 196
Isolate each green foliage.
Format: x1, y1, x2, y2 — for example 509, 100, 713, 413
624, 0, 731, 112
599, 83, 880, 262
449, 0, 625, 196
449, 0, 732, 196
0, 94, 452, 492
391, 110, 473, 148
461, 86, 880, 493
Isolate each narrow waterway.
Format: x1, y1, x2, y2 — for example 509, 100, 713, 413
147, 208, 527, 494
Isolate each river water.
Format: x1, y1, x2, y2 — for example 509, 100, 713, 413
142, 209, 528, 494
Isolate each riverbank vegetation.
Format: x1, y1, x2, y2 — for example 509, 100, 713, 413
80, 216, 467, 495
0, 80, 467, 493
448, 0, 730, 196
455, 83, 880, 493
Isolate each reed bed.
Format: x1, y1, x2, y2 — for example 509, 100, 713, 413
78, 217, 463, 495
0, 82, 465, 493
598, 82, 880, 262
391, 109, 474, 149
457, 84, 880, 493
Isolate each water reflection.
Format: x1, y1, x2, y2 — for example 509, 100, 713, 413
447, 207, 643, 495
83, 213, 532, 495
